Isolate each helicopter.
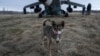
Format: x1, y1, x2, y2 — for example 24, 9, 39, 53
23, 0, 91, 18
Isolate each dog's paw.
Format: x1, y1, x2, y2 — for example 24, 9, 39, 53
56, 50, 61, 53
48, 54, 52, 56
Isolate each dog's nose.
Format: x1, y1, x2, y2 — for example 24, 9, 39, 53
56, 41, 59, 43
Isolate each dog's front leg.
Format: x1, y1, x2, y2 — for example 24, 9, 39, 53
48, 39, 52, 56
41, 35, 45, 47
56, 42, 61, 53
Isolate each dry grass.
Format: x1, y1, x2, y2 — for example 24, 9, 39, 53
0, 13, 100, 56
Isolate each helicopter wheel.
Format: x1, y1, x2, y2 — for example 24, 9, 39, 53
60, 10, 68, 17
38, 11, 45, 18
34, 7, 42, 13
61, 10, 66, 14
86, 3, 92, 15
23, 8, 27, 14
67, 6, 73, 13
38, 13, 42, 18
65, 12, 69, 17
82, 7, 85, 15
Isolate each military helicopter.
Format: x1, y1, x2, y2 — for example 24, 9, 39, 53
23, 0, 91, 18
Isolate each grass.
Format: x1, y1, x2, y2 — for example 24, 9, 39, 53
0, 13, 100, 56
8, 28, 24, 35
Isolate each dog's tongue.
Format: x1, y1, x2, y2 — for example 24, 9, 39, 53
53, 31, 62, 35
57, 31, 62, 34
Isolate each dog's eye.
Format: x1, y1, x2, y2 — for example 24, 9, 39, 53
54, 27, 57, 30
58, 28, 61, 31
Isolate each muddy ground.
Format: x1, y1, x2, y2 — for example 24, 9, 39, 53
0, 13, 100, 56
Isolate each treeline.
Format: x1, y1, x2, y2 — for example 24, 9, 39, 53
0, 11, 23, 14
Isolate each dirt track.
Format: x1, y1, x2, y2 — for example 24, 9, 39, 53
0, 13, 100, 56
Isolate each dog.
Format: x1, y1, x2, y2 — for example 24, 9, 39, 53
41, 19, 65, 56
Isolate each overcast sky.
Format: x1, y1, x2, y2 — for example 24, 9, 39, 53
0, 0, 100, 11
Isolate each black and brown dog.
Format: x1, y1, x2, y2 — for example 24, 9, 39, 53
41, 19, 65, 56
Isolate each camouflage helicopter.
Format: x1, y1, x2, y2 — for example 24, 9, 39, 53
23, 0, 91, 18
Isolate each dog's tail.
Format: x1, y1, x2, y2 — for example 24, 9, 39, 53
43, 19, 52, 26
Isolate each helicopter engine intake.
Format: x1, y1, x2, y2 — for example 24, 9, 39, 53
39, 0, 53, 6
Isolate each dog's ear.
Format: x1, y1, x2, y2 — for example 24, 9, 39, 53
52, 21, 56, 27
61, 21, 65, 28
